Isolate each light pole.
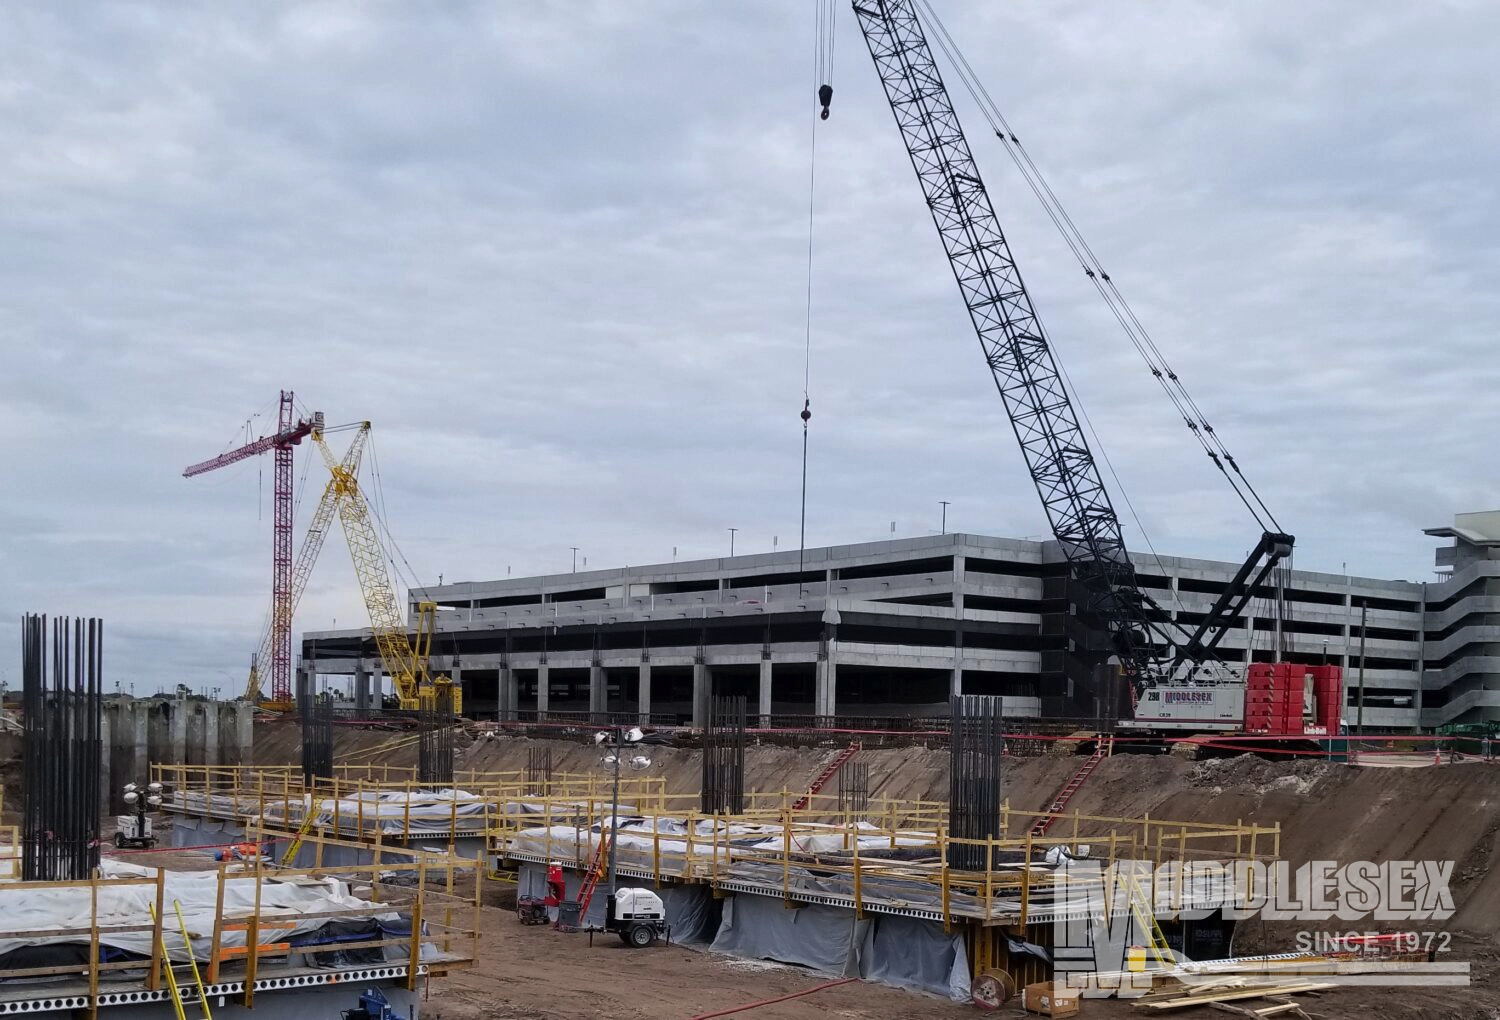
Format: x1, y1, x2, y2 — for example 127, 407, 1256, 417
571, 547, 579, 573
939, 501, 950, 535
728, 528, 737, 557
595, 726, 651, 902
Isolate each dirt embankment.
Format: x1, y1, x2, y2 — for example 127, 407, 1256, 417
255, 720, 1500, 938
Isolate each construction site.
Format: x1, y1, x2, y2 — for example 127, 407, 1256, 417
6, 1, 1498, 1019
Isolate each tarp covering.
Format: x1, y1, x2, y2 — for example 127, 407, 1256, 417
856, 913, 970, 1002
710, 895, 861, 977
0, 864, 408, 965
261, 789, 489, 833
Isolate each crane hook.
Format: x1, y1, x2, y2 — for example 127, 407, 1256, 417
818, 84, 833, 120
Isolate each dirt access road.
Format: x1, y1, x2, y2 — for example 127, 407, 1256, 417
423, 906, 1498, 1020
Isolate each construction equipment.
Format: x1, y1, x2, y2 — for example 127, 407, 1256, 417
312, 431, 460, 713
601, 888, 670, 948
559, 832, 611, 930
340, 987, 410, 1020
243, 424, 371, 706
849, 2, 1293, 722
185, 391, 322, 711
114, 781, 162, 849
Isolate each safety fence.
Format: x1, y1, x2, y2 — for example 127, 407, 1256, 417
487, 793, 1279, 928
0, 838, 478, 1018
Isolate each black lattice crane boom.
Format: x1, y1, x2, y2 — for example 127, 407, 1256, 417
849, 1, 1291, 705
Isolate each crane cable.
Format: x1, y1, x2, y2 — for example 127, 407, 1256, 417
799, 0, 837, 591
912, 0, 1280, 536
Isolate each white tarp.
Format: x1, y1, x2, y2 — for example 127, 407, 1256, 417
259, 789, 490, 833
0, 866, 398, 963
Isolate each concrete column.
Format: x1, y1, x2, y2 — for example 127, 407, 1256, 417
297, 664, 315, 716
202, 704, 220, 767
499, 666, 518, 720
168, 697, 189, 764
371, 668, 383, 708
692, 662, 709, 727
589, 664, 606, 718
354, 663, 370, 712
448, 665, 463, 702
99, 707, 114, 817
815, 655, 837, 718
638, 662, 653, 724
537, 664, 550, 715
758, 658, 773, 724
952, 553, 966, 696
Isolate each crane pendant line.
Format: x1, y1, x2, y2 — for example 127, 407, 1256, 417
850, 0, 1165, 677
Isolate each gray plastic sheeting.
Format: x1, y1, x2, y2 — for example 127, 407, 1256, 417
856, 913, 970, 1002
710, 895, 970, 1002
712, 896, 862, 976
518, 863, 966, 1001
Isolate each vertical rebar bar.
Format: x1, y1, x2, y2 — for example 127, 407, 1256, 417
21, 615, 103, 881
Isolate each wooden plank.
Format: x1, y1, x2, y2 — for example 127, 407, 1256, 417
1134, 983, 1335, 1011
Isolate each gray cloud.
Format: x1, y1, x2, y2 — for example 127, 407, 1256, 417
2, 1, 1495, 690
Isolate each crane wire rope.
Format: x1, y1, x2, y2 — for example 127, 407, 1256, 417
799, 0, 837, 593
364, 430, 430, 598
912, 0, 1280, 535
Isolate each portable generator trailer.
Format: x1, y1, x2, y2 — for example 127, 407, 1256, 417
588, 888, 671, 948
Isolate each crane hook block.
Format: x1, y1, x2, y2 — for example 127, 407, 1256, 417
818, 84, 833, 120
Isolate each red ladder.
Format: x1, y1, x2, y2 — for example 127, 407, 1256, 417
563, 830, 612, 927
1028, 736, 1111, 838
791, 742, 861, 811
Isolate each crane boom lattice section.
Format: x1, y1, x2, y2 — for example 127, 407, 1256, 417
246, 426, 370, 704
851, 0, 1156, 676
314, 433, 452, 712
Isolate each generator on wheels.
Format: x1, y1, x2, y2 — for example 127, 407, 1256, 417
602, 888, 670, 948
113, 781, 162, 849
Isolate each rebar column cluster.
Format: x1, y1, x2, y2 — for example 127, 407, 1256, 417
418, 688, 455, 787
20, 614, 104, 881
949, 694, 1005, 871
301, 692, 334, 785
837, 759, 870, 814
701, 695, 746, 814
526, 744, 552, 796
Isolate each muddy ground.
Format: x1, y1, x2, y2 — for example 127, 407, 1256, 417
54, 724, 1500, 1015
421, 902, 1499, 1020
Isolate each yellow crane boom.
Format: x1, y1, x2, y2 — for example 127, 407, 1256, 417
245, 425, 370, 707
313, 431, 459, 713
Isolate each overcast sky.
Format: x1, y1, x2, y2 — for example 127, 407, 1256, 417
3, 2, 1496, 693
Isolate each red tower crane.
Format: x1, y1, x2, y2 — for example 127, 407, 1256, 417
185, 391, 323, 708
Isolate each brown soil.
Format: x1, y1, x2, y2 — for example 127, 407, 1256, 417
254, 724, 1500, 1016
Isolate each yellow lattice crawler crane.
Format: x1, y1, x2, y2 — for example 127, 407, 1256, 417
244, 426, 371, 709
313, 430, 460, 714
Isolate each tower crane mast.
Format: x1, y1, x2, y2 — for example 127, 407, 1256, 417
185, 391, 322, 708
